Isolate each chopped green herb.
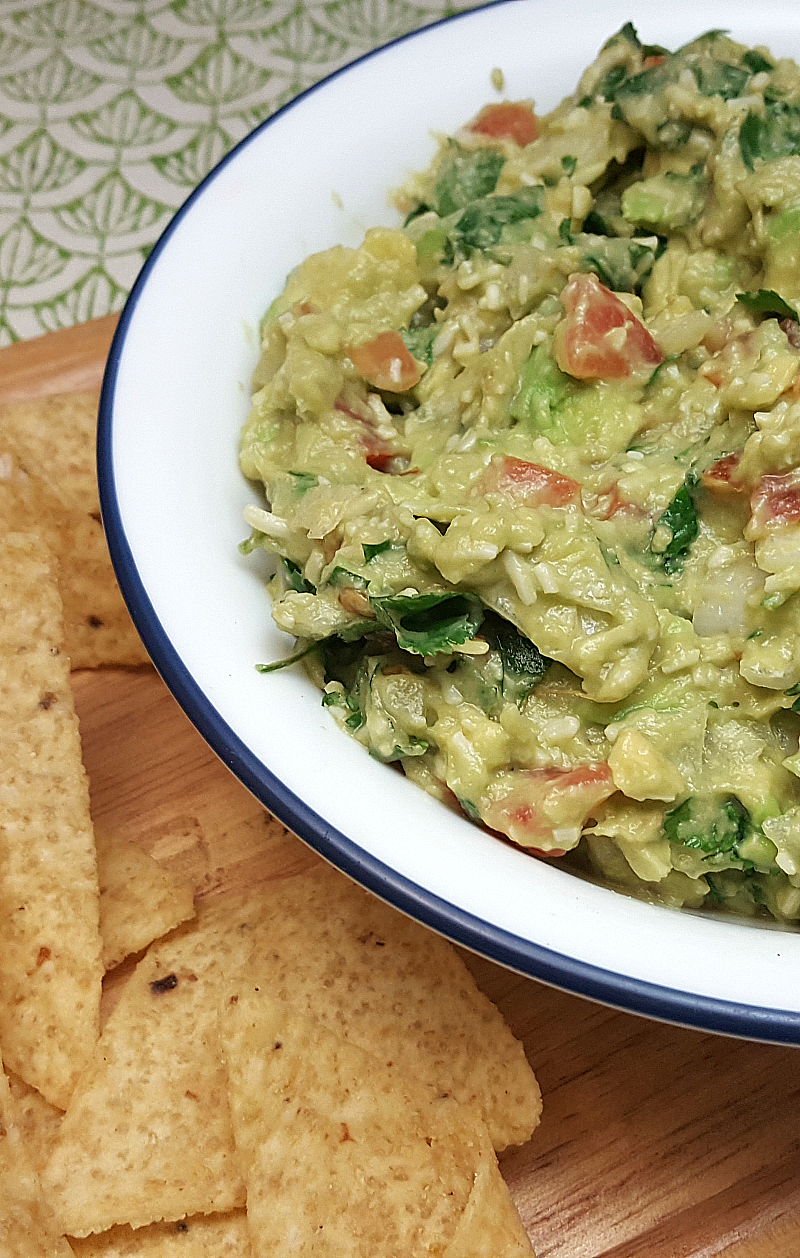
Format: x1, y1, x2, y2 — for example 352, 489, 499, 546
576, 234, 658, 293
581, 209, 611, 235
692, 61, 750, 100
288, 470, 318, 494
736, 289, 799, 321
481, 611, 552, 706
403, 203, 431, 227
740, 101, 800, 169
370, 591, 484, 656
281, 558, 314, 593
362, 539, 393, 562
433, 143, 505, 217
664, 795, 754, 860
741, 49, 773, 74
447, 186, 544, 257
652, 479, 699, 575
400, 324, 439, 367
256, 640, 318, 673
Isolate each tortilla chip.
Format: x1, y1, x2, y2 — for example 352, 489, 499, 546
0, 401, 149, 669
0, 534, 103, 1109
69, 1213, 251, 1257
0, 392, 99, 516
42, 898, 259, 1235
221, 984, 532, 1257
442, 1145, 534, 1258
43, 866, 537, 1234
242, 863, 541, 1151
7, 1072, 64, 1175
56, 509, 149, 670
96, 832, 196, 971
0, 1058, 73, 1258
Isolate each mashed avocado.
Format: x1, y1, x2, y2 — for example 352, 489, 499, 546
240, 24, 800, 924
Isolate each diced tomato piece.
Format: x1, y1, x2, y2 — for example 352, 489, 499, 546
348, 331, 422, 393
334, 394, 396, 470
642, 54, 667, 68
468, 101, 539, 147
553, 273, 664, 380
595, 485, 644, 520
749, 472, 800, 534
481, 455, 582, 508
480, 763, 615, 852
701, 453, 744, 495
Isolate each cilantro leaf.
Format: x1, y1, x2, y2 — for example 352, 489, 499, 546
481, 611, 552, 705
256, 640, 318, 673
448, 186, 544, 257
370, 591, 484, 656
433, 144, 505, 217
741, 49, 773, 74
363, 539, 392, 562
740, 101, 800, 169
664, 795, 752, 859
652, 480, 699, 575
400, 325, 438, 367
736, 289, 799, 321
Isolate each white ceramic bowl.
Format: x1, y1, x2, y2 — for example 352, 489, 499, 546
100, 0, 800, 1043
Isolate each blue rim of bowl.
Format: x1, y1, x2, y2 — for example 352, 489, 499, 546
98, 0, 800, 1046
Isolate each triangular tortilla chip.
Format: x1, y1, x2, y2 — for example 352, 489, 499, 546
0, 534, 102, 1108
250, 863, 541, 1151
0, 392, 99, 516
221, 983, 532, 1258
43, 867, 538, 1235
69, 1213, 251, 1257
443, 1145, 534, 1258
42, 897, 258, 1235
0, 1058, 73, 1258
96, 832, 195, 971
0, 399, 148, 669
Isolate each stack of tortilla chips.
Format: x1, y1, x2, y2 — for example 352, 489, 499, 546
0, 393, 541, 1256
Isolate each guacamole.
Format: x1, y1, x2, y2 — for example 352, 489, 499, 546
240, 24, 800, 924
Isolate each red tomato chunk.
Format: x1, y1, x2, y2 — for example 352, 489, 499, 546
482, 456, 582, 508
701, 453, 744, 495
348, 331, 422, 393
553, 273, 663, 380
468, 101, 539, 147
750, 471, 800, 533
481, 763, 615, 852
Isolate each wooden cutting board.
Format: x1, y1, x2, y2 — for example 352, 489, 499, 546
3, 318, 800, 1258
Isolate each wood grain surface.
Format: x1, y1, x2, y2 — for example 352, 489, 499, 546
4, 316, 799, 1258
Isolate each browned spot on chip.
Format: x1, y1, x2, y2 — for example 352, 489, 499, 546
36, 947, 52, 968
87, 615, 104, 629
150, 973, 178, 994
38, 692, 57, 709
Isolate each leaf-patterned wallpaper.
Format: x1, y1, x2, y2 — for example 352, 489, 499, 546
0, 0, 481, 345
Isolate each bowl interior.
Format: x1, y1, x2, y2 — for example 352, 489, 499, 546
101, 0, 800, 1040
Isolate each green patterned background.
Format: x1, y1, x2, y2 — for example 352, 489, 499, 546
0, 0, 481, 345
